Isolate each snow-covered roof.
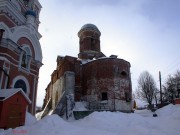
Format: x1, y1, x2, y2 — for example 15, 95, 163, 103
0, 88, 31, 104
80, 56, 130, 65
57, 55, 64, 58
110, 55, 118, 58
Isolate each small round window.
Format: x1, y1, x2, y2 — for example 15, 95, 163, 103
14, 79, 27, 93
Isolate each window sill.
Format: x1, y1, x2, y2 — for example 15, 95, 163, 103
18, 66, 30, 74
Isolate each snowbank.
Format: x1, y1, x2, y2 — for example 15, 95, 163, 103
25, 112, 37, 126
156, 104, 180, 116
35, 111, 42, 120
1, 104, 180, 135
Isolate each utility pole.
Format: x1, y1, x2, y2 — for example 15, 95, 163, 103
159, 71, 162, 105
114, 92, 115, 111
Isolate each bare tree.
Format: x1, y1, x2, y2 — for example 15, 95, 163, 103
136, 71, 157, 110
163, 70, 180, 103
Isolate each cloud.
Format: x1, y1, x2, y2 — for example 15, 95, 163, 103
140, 0, 180, 30
55, 0, 122, 7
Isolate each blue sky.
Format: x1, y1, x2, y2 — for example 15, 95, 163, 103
37, 0, 180, 106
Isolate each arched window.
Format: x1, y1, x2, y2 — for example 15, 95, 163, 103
12, 75, 30, 96
0, 29, 5, 42
14, 79, 27, 93
20, 46, 32, 70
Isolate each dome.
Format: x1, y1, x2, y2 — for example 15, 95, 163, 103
78, 23, 101, 36
81, 24, 99, 31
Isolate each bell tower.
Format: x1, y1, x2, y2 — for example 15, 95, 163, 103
0, 0, 43, 114
78, 24, 105, 60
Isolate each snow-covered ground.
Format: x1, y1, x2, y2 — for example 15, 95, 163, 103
1, 104, 180, 135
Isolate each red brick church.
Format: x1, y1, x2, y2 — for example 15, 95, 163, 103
42, 24, 133, 118
0, 0, 43, 115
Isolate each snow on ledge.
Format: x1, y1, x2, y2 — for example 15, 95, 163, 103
73, 102, 88, 111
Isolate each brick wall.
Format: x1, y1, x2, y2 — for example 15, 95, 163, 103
82, 58, 131, 96
175, 98, 180, 104
0, 14, 16, 28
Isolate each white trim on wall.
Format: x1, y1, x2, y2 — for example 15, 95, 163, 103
12, 75, 30, 96
0, 71, 4, 89
19, 44, 32, 71
0, 22, 12, 39
12, 26, 42, 62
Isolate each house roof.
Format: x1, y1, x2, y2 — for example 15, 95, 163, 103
0, 88, 31, 104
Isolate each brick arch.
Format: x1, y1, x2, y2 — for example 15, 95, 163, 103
12, 26, 42, 62
17, 37, 35, 58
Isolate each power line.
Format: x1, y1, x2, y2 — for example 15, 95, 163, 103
161, 60, 180, 80
161, 56, 180, 73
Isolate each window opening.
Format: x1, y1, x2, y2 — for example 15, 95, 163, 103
101, 92, 108, 101
121, 71, 127, 77
21, 46, 31, 70
14, 79, 27, 93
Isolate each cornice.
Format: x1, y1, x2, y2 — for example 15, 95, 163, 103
35, 0, 42, 9
0, 0, 26, 26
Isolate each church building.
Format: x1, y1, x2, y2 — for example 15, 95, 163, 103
0, 0, 43, 114
42, 24, 133, 118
